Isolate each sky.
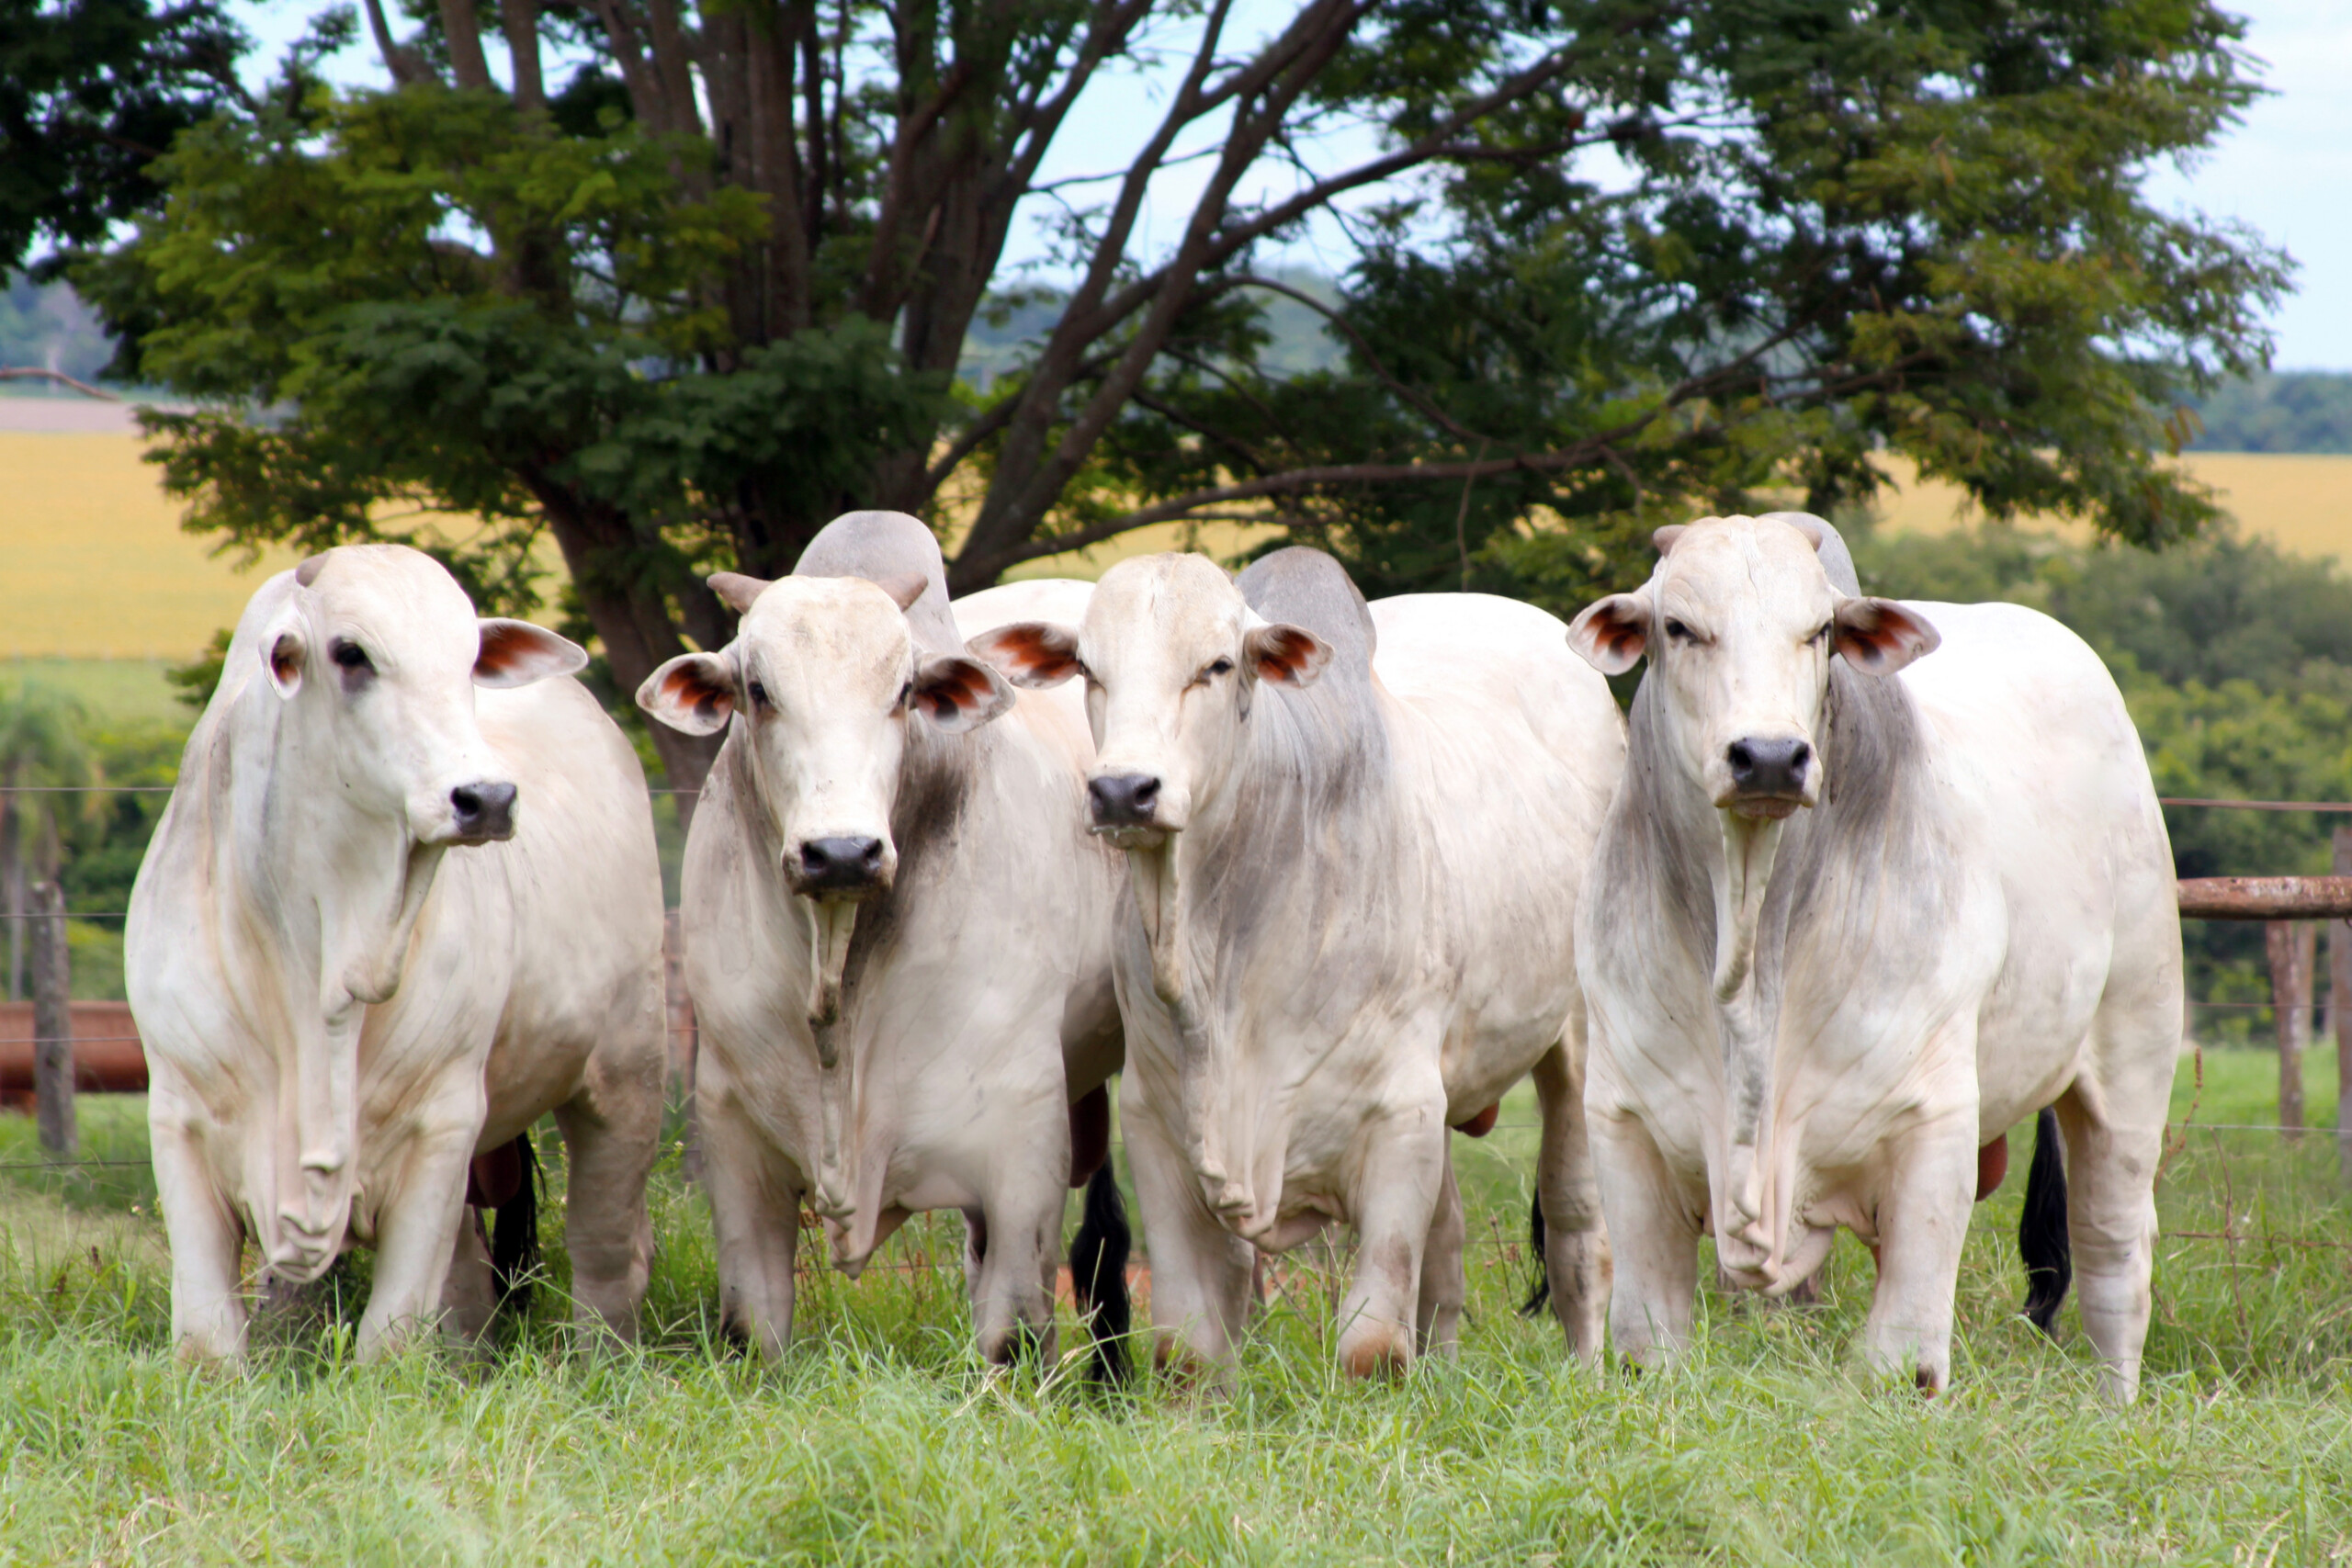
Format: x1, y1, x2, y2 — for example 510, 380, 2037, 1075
232, 0, 2352, 371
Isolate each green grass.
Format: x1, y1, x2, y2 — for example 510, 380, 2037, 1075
6, 1064, 2352, 1564
0, 658, 187, 728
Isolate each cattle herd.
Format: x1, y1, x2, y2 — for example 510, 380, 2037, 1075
120, 507, 2183, 1404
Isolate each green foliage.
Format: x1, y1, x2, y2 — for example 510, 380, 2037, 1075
1098, 0, 2288, 603
1849, 518, 2352, 1029
2192, 372, 2352, 454
0, 0, 253, 275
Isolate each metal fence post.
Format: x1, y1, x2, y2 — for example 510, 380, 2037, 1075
28, 879, 76, 1156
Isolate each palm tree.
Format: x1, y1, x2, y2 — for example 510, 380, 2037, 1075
0, 683, 98, 999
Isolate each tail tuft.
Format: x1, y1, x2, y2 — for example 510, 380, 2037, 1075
2018, 1106, 2071, 1337
1069, 1159, 1133, 1387
1521, 1190, 1551, 1317
489, 1130, 542, 1314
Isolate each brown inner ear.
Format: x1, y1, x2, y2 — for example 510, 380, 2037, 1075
270, 634, 303, 684
475, 624, 526, 678
918, 664, 987, 719
662, 664, 729, 722
992, 626, 1080, 682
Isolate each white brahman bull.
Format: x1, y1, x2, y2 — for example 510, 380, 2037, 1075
127, 544, 666, 1364
637, 512, 1129, 1374
972, 547, 1625, 1380
1565, 512, 2181, 1400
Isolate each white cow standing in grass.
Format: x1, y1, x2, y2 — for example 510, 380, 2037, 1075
974, 547, 1626, 1380
1565, 513, 2181, 1400
127, 545, 667, 1363
638, 513, 1130, 1375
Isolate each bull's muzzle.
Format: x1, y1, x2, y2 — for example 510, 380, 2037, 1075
448, 780, 518, 843
1088, 773, 1162, 831
789, 835, 888, 897
1720, 737, 1813, 819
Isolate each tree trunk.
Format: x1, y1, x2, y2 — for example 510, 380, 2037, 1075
440, 0, 496, 90
2335, 827, 2352, 1184
28, 878, 75, 1157
2270, 919, 2315, 1139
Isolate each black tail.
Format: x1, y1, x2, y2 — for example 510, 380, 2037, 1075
489, 1130, 542, 1314
2019, 1106, 2071, 1337
1069, 1159, 1132, 1387
1521, 1190, 1551, 1317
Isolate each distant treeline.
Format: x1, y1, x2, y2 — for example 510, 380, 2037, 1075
2188, 372, 2352, 454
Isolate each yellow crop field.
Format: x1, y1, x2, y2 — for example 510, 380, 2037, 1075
0, 431, 296, 660
3, 424, 2347, 660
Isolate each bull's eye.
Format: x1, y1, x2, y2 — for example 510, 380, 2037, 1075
1810, 624, 1833, 648
1664, 619, 1695, 642
330, 640, 373, 673
1206, 657, 1234, 679
747, 680, 772, 710
898, 680, 914, 708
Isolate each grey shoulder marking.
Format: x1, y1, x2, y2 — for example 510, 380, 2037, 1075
1237, 547, 1376, 679
792, 510, 960, 656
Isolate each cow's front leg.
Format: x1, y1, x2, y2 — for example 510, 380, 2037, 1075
1123, 1085, 1253, 1387
1339, 1101, 1445, 1379
356, 1094, 482, 1361
970, 1091, 1069, 1369
1532, 1036, 1612, 1362
1415, 1146, 1465, 1360
151, 1093, 250, 1367
699, 1076, 801, 1362
554, 1068, 662, 1346
1859, 1112, 1976, 1394
1591, 1111, 1699, 1373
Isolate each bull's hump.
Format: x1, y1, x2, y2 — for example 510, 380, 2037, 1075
792, 510, 960, 656
1235, 547, 1375, 681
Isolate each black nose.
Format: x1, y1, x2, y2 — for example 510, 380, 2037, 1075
1088, 773, 1161, 828
1725, 738, 1811, 796
797, 836, 887, 893
449, 781, 517, 840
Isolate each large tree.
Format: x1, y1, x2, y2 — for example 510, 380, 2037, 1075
36, 0, 2289, 794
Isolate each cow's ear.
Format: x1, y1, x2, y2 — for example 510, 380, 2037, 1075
1243, 623, 1330, 687
636, 652, 736, 735
708, 571, 772, 615
966, 622, 1082, 688
475, 619, 588, 688
1566, 592, 1650, 675
262, 617, 306, 699
1833, 597, 1940, 676
910, 654, 1014, 733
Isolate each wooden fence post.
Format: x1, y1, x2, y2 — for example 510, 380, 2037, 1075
2335, 827, 2352, 1184
2269, 919, 2315, 1138
28, 879, 75, 1156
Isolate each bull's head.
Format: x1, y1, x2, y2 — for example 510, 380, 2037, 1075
969, 553, 1329, 848
637, 572, 1013, 901
259, 546, 585, 847
1565, 514, 1939, 821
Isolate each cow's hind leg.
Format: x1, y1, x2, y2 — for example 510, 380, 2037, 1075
1123, 1088, 1253, 1387
1532, 1039, 1612, 1362
553, 1067, 662, 1346
700, 1081, 802, 1363
1415, 1146, 1465, 1360
2055, 980, 2174, 1404
1590, 1111, 1699, 1374
440, 1211, 500, 1348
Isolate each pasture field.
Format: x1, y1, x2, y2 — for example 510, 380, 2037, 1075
4, 1050, 2351, 1565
